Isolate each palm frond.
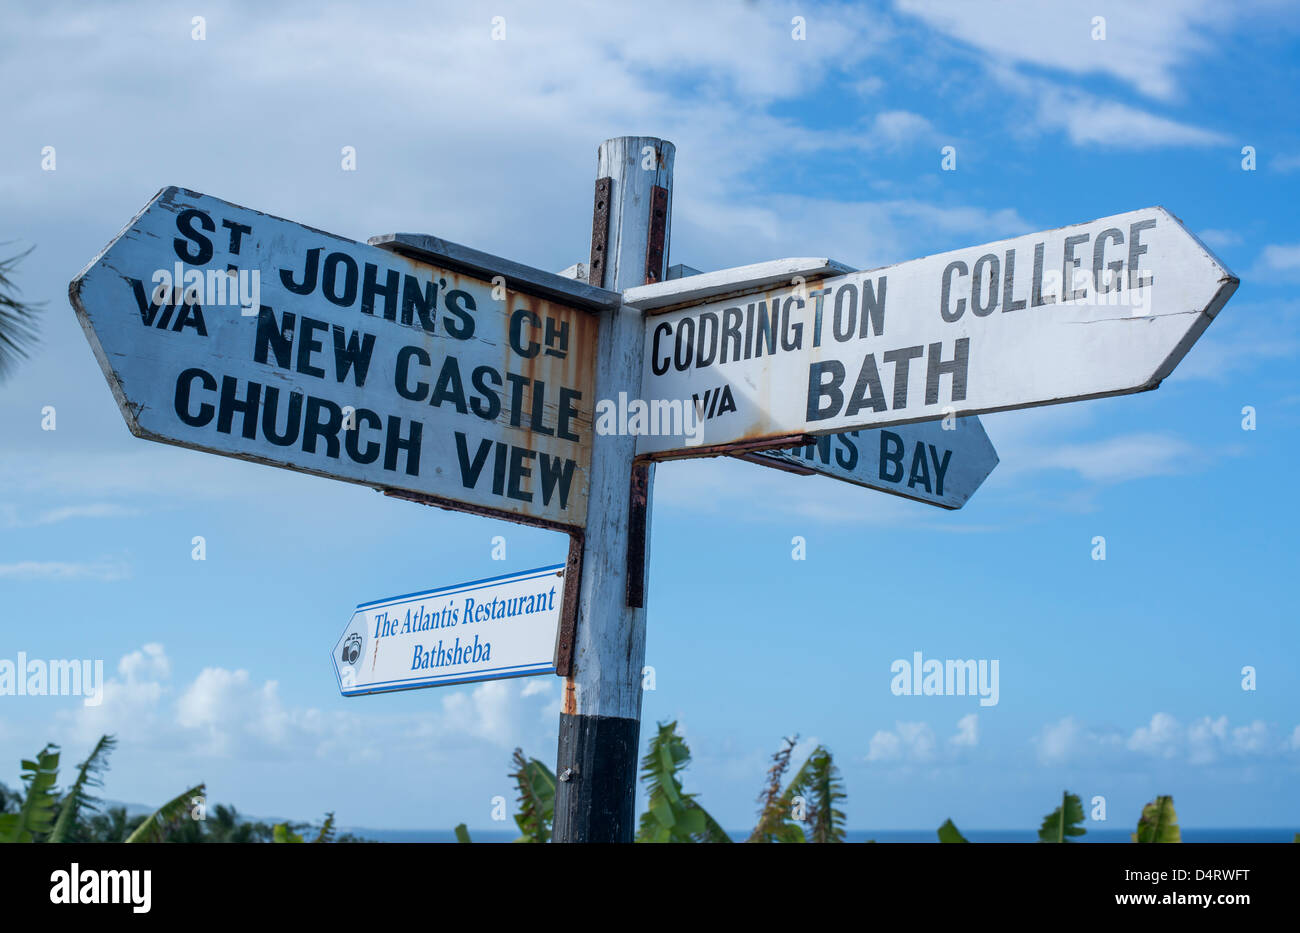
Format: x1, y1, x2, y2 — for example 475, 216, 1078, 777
510, 748, 557, 843
1132, 795, 1181, 843
0, 246, 43, 379
804, 749, 847, 843
124, 783, 205, 843
312, 812, 336, 843
0, 744, 61, 842
937, 818, 969, 843
48, 735, 116, 843
747, 735, 798, 843
1038, 790, 1087, 843
635, 721, 730, 843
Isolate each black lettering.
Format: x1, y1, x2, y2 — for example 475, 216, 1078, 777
322, 252, 358, 307
882, 345, 924, 409
174, 368, 216, 427
925, 339, 969, 405
331, 325, 376, 386
395, 346, 431, 401
217, 376, 261, 439
361, 262, 401, 319
302, 395, 342, 457
806, 360, 845, 421
173, 209, 214, 265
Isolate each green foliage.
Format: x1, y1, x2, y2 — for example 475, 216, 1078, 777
509, 748, 556, 843
124, 783, 205, 843
0, 745, 61, 842
0, 246, 42, 380
937, 818, 969, 843
1038, 791, 1087, 843
454, 823, 472, 843
1132, 796, 1181, 843
748, 738, 846, 843
49, 734, 116, 843
78, 806, 142, 843
636, 721, 730, 843
273, 822, 305, 843
1, 737, 368, 843
801, 749, 847, 843
748, 735, 805, 843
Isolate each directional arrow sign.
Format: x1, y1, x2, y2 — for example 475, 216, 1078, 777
631, 207, 1238, 457
70, 188, 613, 529
333, 564, 566, 695
739, 416, 998, 509
643, 260, 998, 508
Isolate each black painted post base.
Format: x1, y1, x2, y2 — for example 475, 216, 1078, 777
553, 712, 642, 843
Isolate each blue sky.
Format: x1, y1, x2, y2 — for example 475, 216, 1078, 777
1, 0, 1298, 834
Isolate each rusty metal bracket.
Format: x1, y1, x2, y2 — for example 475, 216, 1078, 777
625, 462, 651, 608
644, 185, 669, 284
588, 177, 612, 288
637, 433, 816, 464
553, 530, 585, 677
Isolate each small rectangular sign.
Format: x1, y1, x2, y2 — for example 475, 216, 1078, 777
333, 564, 566, 695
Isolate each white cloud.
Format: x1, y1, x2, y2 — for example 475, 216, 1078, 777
867, 717, 977, 763
0, 559, 129, 581
58, 644, 559, 764
1035, 716, 1115, 765
1038, 713, 1291, 767
1029, 433, 1203, 483
1127, 711, 1183, 758
1253, 243, 1300, 279
1198, 229, 1241, 250
1270, 153, 1300, 173
949, 713, 978, 749
1035, 92, 1228, 149
2, 503, 137, 528
896, 0, 1226, 101
1128, 713, 1276, 764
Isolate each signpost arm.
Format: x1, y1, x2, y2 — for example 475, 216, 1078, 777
552, 136, 674, 843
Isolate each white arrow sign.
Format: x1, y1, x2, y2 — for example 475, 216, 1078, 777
740, 416, 998, 509
333, 564, 566, 695
70, 188, 615, 529
631, 206, 1237, 457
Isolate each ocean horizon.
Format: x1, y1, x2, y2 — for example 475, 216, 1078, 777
344, 827, 1298, 844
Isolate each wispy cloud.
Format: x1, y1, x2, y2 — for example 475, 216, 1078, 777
0, 558, 130, 581
1036, 712, 1293, 766
3, 502, 137, 528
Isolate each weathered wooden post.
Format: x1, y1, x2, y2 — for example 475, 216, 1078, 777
552, 136, 674, 843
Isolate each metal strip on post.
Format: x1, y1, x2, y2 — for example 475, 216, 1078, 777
589, 177, 612, 287
625, 463, 651, 608
553, 532, 584, 677
644, 185, 669, 285
553, 137, 674, 843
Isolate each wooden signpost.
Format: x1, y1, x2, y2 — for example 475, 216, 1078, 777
70, 139, 1239, 845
